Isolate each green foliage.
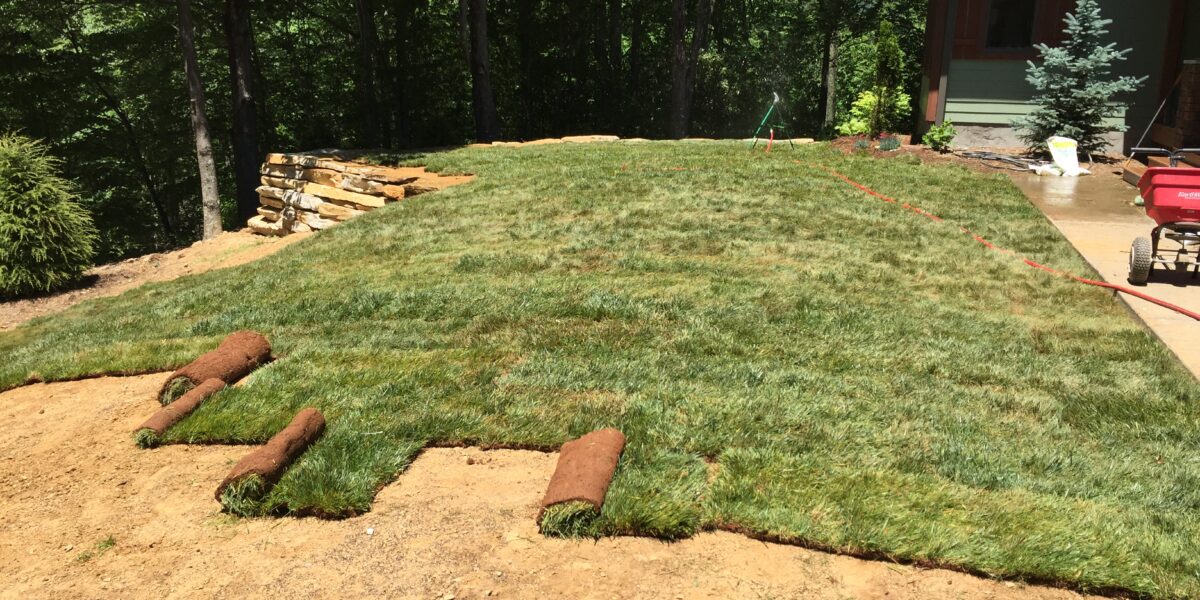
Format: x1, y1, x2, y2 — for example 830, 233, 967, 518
1016, 0, 1145, 154
0, 0, 930, 259
869, 21, 905, 137
0, 134, 97, 298
74, 535, 116, 563
876, 135, 900, 151
836, 89, 912, 137
922, 119, 957, 152
1, 143, 1198, 595
539, 501, 601, 538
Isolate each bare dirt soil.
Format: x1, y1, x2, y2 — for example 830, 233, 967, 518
0, 230, 308, 331
0, 374, 1103, 600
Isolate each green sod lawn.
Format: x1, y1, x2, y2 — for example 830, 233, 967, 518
3, 142, 1198, 597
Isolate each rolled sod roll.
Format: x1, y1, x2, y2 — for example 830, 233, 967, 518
538, 428, 626, 523
159, 331, 271, 404
214, 407, 326, 505
134, 378, 225, 448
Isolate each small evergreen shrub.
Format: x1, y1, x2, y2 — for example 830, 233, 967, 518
0, 134, 97, 298
1016, 0, 1144, 154
877, 136, 901, 152
922, 120, 957, 152
836, 90, 913, 137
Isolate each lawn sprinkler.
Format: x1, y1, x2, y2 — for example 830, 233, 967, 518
1127, 147, 1200, 284
750, 92, 795, 152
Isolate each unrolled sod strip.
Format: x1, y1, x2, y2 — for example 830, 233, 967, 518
158, 331, 272, 405
538, 428, 626, 535
134, 378, 225, 448
215, 408, 326, 515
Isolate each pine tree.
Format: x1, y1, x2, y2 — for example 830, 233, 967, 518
1016, 0, 1144, 154
0, 135, 97, 298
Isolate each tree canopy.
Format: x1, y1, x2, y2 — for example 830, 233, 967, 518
0, 0, 927, 259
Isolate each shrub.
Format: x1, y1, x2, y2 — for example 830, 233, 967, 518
1015, 0, 1144, 154
870, 21, 905, 138
922, 120, 957, 152
836, 89, 912, 137
877, 136, 901, 152
0, 134, 97, 298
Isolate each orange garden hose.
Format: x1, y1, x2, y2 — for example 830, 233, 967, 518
813, 163, 1200, 322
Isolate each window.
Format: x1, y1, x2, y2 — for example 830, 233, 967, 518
986, 0, 1037, 49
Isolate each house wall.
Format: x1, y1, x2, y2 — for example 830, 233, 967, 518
937, 0, 1170, 152
1185, 3, 1200, 60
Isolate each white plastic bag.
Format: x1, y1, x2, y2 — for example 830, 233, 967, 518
1046, 136, 1090, 177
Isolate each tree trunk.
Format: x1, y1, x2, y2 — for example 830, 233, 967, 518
224, 0, 260, 222
177, 0, 222, 240
669, 0, 715, 139
466, 0, 500, 142
516, 0, 535, 135
605, 0, 623, 132
629, 4, 643, 133
668, 0, 688, 138
391, 0, 416, 147
824, 36, 838, 128
354, 0, 381, 147
819, 0, 841, 130
457, 0, 471, 66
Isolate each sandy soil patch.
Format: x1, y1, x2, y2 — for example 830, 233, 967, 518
0, 374, 1103, 600
0, 230, 308, 331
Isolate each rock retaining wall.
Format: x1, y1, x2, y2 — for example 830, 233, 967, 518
247, 151, 471, 236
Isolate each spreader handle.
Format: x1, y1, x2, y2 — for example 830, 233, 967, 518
1132, 147, 1170, 156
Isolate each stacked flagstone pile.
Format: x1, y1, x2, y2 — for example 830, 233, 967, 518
247, 151, 471, 236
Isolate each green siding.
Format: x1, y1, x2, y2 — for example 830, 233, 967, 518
945, 60, 1124, 127
945, 100, 1124, 127
939, 0, 1168, 149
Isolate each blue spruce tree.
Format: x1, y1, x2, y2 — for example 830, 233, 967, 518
1016, 0, 1145, 154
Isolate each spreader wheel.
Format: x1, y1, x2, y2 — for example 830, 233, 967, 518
1129, 237, 1153, 285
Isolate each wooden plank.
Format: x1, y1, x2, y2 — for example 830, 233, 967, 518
1123, 161, 1147, 186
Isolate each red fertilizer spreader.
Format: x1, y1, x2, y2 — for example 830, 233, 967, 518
1128, 147, 1200, 284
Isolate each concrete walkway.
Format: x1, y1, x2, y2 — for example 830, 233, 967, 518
1010, 171, 1200, 379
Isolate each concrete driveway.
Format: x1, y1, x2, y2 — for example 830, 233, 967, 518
1010, 171, 1200, 379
